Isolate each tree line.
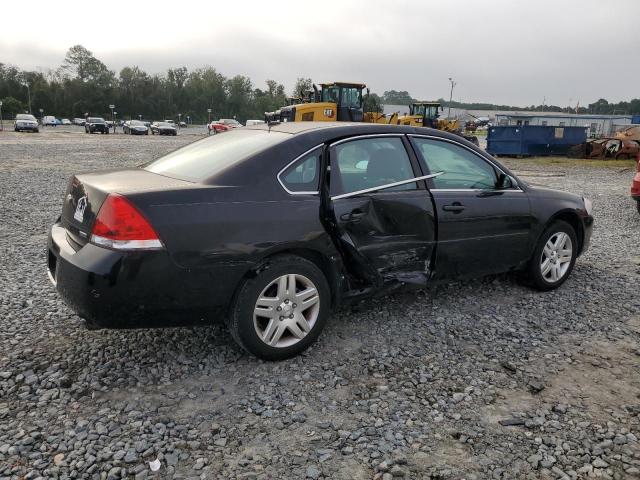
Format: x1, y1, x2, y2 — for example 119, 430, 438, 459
1, 46, 638, 123
0, 45, 296, 123
380, 90, 640, 115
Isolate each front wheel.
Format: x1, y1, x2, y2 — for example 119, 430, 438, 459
525, 220, 578, 291
227, 255, 330, 360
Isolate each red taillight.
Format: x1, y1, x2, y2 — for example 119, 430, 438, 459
90, 194, 163, 250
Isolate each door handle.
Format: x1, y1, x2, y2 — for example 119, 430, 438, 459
340, 209, 366, 221
442, 203, 465, 213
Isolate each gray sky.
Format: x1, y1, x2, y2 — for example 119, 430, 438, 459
1, 0, 638, 106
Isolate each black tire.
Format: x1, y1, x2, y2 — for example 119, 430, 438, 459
525, 220, 578, 291
34, 129, 39, 133
636, 201, 640, 215
227, 255, 330, 360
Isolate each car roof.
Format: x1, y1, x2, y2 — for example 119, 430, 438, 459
246, 121, 435, 137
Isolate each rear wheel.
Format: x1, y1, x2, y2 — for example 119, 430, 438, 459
525, 220, 577, 291
227, 255, 330, 360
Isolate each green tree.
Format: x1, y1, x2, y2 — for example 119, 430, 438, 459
0, 96, 26, 118
293, 77, 313, 98
381, 90, 414, 105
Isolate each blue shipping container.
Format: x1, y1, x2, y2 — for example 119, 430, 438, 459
631, 114, 640, 124
487, 126, 587, 156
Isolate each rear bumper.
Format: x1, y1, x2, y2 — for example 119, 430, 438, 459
47, 222, 236, 328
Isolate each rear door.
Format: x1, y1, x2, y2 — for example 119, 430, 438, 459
409, 135, 533, 280
327, 135, 437, 287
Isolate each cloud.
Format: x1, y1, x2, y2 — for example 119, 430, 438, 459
1, 0, 638, 106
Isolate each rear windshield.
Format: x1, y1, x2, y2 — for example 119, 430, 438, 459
16, 114, 36, 121
157, 122, 172, 127
144, 129, 289, 182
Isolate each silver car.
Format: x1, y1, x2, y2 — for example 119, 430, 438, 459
14, 114, 39, 133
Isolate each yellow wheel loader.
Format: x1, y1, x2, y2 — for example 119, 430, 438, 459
396, 102, 479, 145
267, 82, 397, 124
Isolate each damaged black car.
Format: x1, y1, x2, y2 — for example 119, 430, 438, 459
47, 122, 593, 360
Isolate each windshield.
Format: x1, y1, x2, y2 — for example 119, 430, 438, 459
145, 129, 289, 182
16, 114, 36, 121
88, 117, 105, 123
157, 122, 172, 127
130, 120, 144, 126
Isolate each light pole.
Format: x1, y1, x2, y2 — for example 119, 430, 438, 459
186, 115, 190, 127
178, 113, 182, 129
114, 112, 118, 132
138, 114, 142, 121
207, 108, 211, 124
39, 108, 44, 126
0, 101, 3, 131
447, 77, 456, 119
109, 104, 115, 133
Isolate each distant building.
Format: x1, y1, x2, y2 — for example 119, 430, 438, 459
494, 112, 634, 137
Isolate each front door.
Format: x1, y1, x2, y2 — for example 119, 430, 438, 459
409, 136, 533, 280
327, 135, 436, 287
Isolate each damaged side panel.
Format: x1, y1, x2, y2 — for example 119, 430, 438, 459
329, 191, 436, 288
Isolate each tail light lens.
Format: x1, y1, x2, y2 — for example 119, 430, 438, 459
90, 194, 163, 250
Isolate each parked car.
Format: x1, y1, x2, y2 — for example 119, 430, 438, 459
245, 119, 265, 126
85, 117, 109, 134
151, 121, 177, 136
61, 118, 72, 125
179, 121, 187, 128
14, 113, 39, 132
632, 153, 640, 214
43, 116, 59, 126
219, 118, 242, 128
72, 118, 85, 126
123, 120, 149, 135
47, 123, 593, 360
207, 121, 231, 134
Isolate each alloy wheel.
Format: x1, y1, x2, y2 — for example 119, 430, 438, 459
253, 273, 320, 348
540, 232, 573, 283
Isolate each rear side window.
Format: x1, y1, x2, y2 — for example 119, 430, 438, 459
331, 137, 416, 196
413, 138, 497, 189
279, 147, 321, 193
145, 129, 289, 182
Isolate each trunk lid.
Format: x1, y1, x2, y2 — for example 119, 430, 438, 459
61, 169, 193, 248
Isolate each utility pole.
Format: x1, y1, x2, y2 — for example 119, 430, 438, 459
447, 77, 456, 119
207, 108, 212, 124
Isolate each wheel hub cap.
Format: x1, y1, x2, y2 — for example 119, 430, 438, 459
253, 274, 320, 348
540, 232, 573, 283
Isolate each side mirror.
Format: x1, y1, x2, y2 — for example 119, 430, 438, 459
496, 173, 517, 189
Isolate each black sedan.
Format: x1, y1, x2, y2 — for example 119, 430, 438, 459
150, 121, 177, 136
85, 117, 109, 134
123, 120, 149, 135
48, 123, 593, 360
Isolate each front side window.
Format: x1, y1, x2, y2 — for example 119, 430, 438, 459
413, 138, 498, 190
322, 86, 340, 104
331, 137, 416, 196
279, 147, 321, 193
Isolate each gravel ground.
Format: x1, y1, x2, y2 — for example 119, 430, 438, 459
0, 129, 639, 480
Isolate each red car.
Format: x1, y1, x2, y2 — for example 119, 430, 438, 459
632, 152, 640, 214
207, 122, 231, 134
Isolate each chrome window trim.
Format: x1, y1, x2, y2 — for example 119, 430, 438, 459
329, 133, 405, 147
277, 144, 324, 195
408, 134, 523, 191
331, 172, 444, 201
430, 188, 525, 193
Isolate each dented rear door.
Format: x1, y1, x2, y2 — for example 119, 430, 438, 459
327, 135, 436, 287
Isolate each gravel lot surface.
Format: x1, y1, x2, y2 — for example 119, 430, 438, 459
0, 129, 639, 479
